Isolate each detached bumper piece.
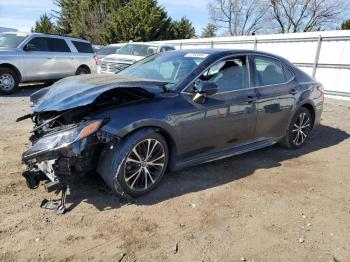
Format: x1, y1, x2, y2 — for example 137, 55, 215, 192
40, 181, 67, 215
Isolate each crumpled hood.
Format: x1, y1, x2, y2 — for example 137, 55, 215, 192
32, 74, 168, 113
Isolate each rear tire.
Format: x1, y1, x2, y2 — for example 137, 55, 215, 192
75, 66, 90, 75
279, 107, 312, 149
98, 128, 169, 198
0, 68, 19, 95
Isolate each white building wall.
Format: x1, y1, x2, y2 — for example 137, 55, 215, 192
153, 31, 350, 96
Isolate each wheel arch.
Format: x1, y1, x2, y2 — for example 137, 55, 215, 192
76, 64, 91, 74
300, 103, 316, 128
118, 124, 178, 171
0, 63, 22, 81
296, 101, 316, 129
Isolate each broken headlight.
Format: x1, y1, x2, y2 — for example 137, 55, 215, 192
23, 120, 103, 159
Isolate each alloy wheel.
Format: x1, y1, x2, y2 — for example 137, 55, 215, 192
291, 112, 311, 146
0, 73, 15, 91
124, 138, 166, 191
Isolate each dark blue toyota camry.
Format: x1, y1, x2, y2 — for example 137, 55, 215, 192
19, 49, 324, 204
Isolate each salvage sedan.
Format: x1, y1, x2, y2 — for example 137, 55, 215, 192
19, 49, 323, 204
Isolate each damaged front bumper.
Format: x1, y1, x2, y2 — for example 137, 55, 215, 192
21, 119, 113, 213
22, 119, 113, 214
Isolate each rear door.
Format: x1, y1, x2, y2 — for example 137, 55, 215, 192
251, 55, 297, 140
47, 37, 75, 78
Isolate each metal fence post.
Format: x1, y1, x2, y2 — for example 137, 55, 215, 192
312, 35, 322, 78
254, 38, 258, 50
179, 42, 183, 50
210, 40, 214, 48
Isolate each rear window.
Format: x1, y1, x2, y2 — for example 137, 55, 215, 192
47, 38, 70, 52
253, 56, 293, 86
72, 41, 94, 53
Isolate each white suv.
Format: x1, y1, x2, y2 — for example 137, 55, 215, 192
0, 32, 98, 94
98, 42, 175, 74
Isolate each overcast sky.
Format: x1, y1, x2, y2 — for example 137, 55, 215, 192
0, 0, 210, 34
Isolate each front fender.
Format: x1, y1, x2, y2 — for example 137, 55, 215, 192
100, 118, 180, 170
101, 118, 174, 138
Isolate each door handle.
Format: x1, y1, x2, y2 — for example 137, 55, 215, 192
244, 95, 257, 103
46, 57, 53, 59
290, 89, 298, 95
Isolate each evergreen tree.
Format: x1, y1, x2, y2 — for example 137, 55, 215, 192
52, 0, 127, 44
201, 23, 217, 38
340, 19, 350, 30
104, 0, 172, 42
170, 17, 196, 39
33, 0, 197, 44
32, 13, 57, 34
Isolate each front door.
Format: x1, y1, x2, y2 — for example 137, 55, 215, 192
22, 37, 56, 81
178, 55, 258, 161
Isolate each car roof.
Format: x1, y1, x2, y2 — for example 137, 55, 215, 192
169, 48, 290, 63
2, 31, 90, 43
107, 43, 124, 47
125, 42, 174, 48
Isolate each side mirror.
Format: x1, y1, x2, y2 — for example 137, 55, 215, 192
193, 81, 218, 103
196, 81, 218, 95
23, 44, 35, 51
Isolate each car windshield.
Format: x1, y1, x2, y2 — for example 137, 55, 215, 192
118, 51, 208, 90
116, 43, 158, 57
0, 33, 28, 48
98, 46, 120, 56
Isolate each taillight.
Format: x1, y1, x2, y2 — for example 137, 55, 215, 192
94, 54, 100, 65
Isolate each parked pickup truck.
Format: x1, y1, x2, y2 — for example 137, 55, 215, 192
98, 42, 175, 74
0, 32, 98, 94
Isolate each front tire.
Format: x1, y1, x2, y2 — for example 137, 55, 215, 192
279, 107, 312, 149
0, 68, 19, 95
99, 128, 169, 198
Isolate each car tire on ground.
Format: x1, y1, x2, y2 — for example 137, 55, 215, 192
75, 66, 90, 75
279, 107, 313, 149
0, 68, 19, 95
98, 128, 169, 198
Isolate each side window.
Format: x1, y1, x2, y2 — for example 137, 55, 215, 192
47, 38, 70, 52
253, 56, 292, 86
72, 41, 94, 53
26, 37, 48, 51
199, 56, 249, 93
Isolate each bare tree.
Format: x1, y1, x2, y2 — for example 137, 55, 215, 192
208, 0, 269, 36
270, 0, 348, 33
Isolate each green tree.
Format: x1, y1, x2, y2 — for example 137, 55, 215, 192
104, 0, 172, 42
201, 23, 217, 37
340, 19, 350, 30
52, 0, 128, 44
170, 17, 196, 39
32, 13, 57, 34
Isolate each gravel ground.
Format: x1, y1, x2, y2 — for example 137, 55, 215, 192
0, 85, 350, 262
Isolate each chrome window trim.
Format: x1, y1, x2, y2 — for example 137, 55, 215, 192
181, 53, 252, 95
251, 54, 296, 89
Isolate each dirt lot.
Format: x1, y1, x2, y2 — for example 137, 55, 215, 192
1, 85, 350, 262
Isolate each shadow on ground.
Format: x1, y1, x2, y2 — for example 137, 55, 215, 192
60, 124, 349, 212
0, 82, 51, 98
